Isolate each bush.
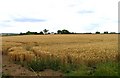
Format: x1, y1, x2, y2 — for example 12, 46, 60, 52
95, 31, 100, 34
64, 64, 89, 76
93, 62, 118, 76
27, 55, 118, 76
27, 57, 61, 71
63, 62, 119, 76
27, 58, 46, 71
2, 72, 11, 78
45, 57, 61, 71
60, 63, 79, 73
27, 56, 79, 72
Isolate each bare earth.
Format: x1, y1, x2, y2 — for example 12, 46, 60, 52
2, 55, 63, 76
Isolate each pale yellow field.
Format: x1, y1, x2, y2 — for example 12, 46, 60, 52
2, 34, 118, 65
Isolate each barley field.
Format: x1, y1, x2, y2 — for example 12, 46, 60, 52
2, 34, 119, 76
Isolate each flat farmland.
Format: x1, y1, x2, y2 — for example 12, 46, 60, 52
1, 34, 119, 76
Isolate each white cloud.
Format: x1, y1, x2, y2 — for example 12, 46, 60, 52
0, 0, 119, 33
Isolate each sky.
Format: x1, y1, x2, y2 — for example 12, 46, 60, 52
0, 0, 119, 33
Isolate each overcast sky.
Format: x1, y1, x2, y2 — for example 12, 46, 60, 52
0, 0, 119, 33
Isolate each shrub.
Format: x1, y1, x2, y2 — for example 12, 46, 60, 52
95, 31, 100, 34
93, 62, 118, 76
27, 58, 46, 71
59, 63, 79, 73
63, 62, 119, 76
27, 57, 62, 71
64, 64, 89, 76
45, 57, 61, 71
60, 64, 73, 73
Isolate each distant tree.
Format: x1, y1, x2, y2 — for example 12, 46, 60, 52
35, 32, 38, 34
104, 31, 108, 34
95, 31, 100, 34
26, 31, 31, 35
84, 32, 92, 34
61, 29, 70, 34
57, 30, 62, 34
48, 32, 50, 34
39, 31, 44, 34
43, 29, 49, 35
71, 32, 75, 34
51, 32, 54, 34
20, 32, 26, 35
110, 32, 116, 34
20, 32, 23, 35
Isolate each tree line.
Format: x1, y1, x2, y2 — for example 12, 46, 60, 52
19, 29, 117, 35
19, 29, 74, 35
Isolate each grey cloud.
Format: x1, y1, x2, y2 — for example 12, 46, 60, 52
78, 10, 94, 14
13, 17, 46, 22
0, 23, 12, 27
2, 20, 11, 22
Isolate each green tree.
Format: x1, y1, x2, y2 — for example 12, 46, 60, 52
43, 29, 49, 35
39, 31, 44, 34
57, 30, 62, 34
61, 29, 70, 34
110, 32, 116, 34
104, 31, 108, 34
26, 31, 31, 35
95, 31, 100, 34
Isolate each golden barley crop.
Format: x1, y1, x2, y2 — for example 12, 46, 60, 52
2, 34, 118, 65
8, 46, 26, 52
8, 50, 35, 62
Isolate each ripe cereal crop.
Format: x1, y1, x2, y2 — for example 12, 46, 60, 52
2, 34, 118, 76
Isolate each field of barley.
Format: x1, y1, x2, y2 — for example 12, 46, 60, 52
2, 34, 119, 76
